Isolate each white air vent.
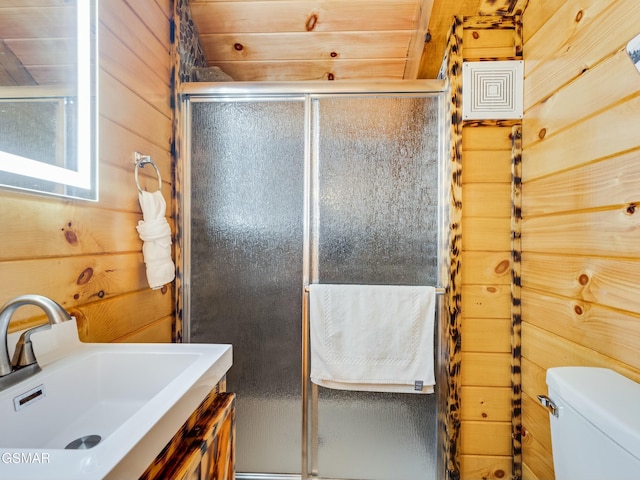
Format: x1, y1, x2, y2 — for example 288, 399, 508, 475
462, 60, 523, 120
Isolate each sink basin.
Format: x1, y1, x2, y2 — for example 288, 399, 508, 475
0, 320, 232, 479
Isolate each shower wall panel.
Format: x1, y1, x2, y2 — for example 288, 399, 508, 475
190, 99, 305, 473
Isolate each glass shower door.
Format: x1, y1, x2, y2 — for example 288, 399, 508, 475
189, 98, 306, 474
308, 95, 441, 480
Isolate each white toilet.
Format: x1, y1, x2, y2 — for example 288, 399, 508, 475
541, 367, 640, 480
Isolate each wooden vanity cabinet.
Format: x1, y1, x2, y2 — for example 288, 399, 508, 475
140, 391, 236, 480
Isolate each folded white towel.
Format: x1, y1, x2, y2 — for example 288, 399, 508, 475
136, 190, 175, 290
309, 284, 436, 394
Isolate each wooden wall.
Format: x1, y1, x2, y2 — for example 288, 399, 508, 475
458, 16, 521, 480
0, 0, 175, 343
520, 0, 640, 479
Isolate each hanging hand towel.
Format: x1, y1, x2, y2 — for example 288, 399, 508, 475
309, 284, 436, 394
136, 190, 176, 290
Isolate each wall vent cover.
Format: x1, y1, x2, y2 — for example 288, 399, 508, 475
462, 60, 523, 120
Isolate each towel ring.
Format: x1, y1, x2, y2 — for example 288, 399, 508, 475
134, 152, 162, 194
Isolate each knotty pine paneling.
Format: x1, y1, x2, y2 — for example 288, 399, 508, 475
522, 94, 640, 181
463, 27, 518, 59
72, 288, 173, 342
522, 252, 640, 314
0, 252, 147, 327
199, 31, 413, 62
0, 194, 144, 261
461, 285, 511, 319
462, 184, 512, 218
522, 207, 640, 257
118, 316, 174, 343
418, 0, 524, 79
463, 150, 513, 184
522, 149, 640, 217
100, 26, 171, 117
462, 421, 513, 456
459, 16, 520, 478
190, 0, 420, 34
462, 353, 512, 387
190, 0, 427, 80
461, 455, 512, 480
212, 58, 408, 81
521, 433, 554, 480
522, 323, 640, 385
522, 462, 541, 480
462, 319, 511, 353
521, 5, 640, 474
522, 391, 552, 452
100, 0, 172, 82
524, 0, 640, 107
0, 0, 174, 343
461, 251, 511, 285
522, 47, 638, 149
461, 386, 512, 422
523, 290, 640, 371
462, 218, 512, 252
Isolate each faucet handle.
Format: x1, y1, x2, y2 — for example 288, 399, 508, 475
11, 323, 51, 369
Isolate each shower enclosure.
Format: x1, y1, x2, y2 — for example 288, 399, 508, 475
179, 81, 448, 480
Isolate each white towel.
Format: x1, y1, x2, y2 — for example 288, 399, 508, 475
309, 284, 436, 394
136, 190, 176, 290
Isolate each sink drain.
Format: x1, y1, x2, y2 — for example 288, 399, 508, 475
65, 435, 102, 450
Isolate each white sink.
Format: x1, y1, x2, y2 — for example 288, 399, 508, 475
0, 320, 232, 479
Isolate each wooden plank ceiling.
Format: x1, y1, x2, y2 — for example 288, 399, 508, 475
0, 0, 525, 87
190, 0, 525, 81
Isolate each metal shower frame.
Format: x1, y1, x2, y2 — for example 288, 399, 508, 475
178, 80, 449, 480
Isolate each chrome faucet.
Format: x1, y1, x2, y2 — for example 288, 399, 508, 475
0, 295, 72, 390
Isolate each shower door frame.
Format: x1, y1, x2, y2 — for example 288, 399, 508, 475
177, 80, 451, 480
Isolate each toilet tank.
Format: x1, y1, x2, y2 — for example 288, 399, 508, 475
546, 367, 640, 480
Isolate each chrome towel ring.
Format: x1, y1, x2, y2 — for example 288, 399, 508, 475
134, 151, 162, 193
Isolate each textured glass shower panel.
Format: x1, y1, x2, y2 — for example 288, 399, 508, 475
189, 100, 305, 474
312, 95, 441, 480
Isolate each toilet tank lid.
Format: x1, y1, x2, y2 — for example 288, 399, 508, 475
547, 367, 640, 460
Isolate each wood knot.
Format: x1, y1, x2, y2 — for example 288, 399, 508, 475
538, 128, 547, 139
330, 51, 338, 58
626, 204, 636, 215
578, 273, 590, 286
305, 13, 318, 31
575, 10, 583, 22
486, 286, 498, 293
574, 304, 584, 315
495, 470, 505, 479
64, 230, 78, 245
77, 267, 93, 285
494, 259, 510, 275
233, 43, 244, 51
161, 285, 168, 294
327, 72, 335, 81
472, 31, 479, 39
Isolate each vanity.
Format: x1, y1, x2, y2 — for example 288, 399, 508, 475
140, 389, 235, 480
0, 316, 234, 479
